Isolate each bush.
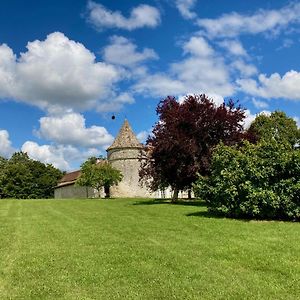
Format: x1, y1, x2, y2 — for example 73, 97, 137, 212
194, 141, 300, 220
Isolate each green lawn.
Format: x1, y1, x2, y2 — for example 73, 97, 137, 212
0, 198, 299, 299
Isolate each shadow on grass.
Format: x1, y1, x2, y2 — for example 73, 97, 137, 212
186, 211, 225, 219
186, 210, 254, 222
133, 198, 207, 207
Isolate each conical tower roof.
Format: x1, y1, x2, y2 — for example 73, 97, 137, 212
107, 119, 142, 150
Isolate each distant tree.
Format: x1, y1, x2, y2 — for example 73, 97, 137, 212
77, 157, 123, 198
2, 152, 35, 198
0, 157, 8, 198
1, 152, 63, 199
29, 160, 64, 198
140, 94, 249, 201
248, 111, 300, 147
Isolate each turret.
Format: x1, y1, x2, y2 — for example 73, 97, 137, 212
107, 120, 152, 197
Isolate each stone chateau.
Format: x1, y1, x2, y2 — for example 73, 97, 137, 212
55, 120, 169, 199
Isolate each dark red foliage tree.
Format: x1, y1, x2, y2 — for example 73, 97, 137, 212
140, 94, 249, 201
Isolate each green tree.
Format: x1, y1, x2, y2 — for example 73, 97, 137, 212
0, 157, 8, 198
1, 152, 63, 199
77, 157, 123, 198
194, 140, 300, 220
248, 111, 300, 147
2, 152, 34, 198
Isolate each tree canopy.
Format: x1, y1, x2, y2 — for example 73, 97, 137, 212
194, 139, 300, 221
140, 94, 249, 201
76, 157, 123, 198
0, 152, 63, 199
248, 111, 300, 147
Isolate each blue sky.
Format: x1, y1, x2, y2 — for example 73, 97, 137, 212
0, 0, 299, 171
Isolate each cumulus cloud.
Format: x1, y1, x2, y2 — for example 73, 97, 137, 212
175, 0, 197, 20
36, 112, 114, 149
183, 36, 214, 57
0, 130, 15, 158
0, 32, 130, 112
238, 70, 300, 100
21, 141, 100, 171
0, 44, 16, 98
86, 1, 161, 31
197, 2, 300, 38
103, 36, 158, 68
133, 36, 234, 98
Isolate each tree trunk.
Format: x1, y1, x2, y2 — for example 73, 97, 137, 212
188, 189, 192, 199
171, 187, 179, 203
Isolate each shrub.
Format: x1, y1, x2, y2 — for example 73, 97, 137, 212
194, 141, 300, 220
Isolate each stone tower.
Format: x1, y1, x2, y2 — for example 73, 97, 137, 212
107, 119, 152, 198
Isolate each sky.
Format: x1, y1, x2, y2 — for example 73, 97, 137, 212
0, 0, 300, 171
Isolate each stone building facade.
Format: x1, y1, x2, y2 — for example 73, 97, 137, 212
107, 120, 156, 198
54, 170, 95, 198
55, 120, 166, 198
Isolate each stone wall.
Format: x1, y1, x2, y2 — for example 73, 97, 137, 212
108, 147, 156, 198
54, 185, 94, 199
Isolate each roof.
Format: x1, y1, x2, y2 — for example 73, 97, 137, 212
55, 160, 108, 188
56, 170, 81, 188
107, 119, 143, 151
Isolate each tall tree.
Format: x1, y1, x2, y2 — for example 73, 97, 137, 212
140, 94, 248, 201
1, 152, 63, 199
248, 111, 300, 147
0, 157, 8, 198
77, 157, 123, 198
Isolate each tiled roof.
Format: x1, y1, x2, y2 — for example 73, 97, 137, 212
55, 160, 108, 188
56, 170, 81, 188
107, 119, 143, 150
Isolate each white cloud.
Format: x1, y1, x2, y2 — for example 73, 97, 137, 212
293, 117, 300, 128
0, 44, 16, 98
0, 130, 15, 158
133, 36, 234, 98
21, 141, 100, 171
0, 32, 127, 112
103, 36, 158, 67
96, 92, 135, 112
252, 98, 269, 109
231, 60, 257, 77
86, 1, 161, 31
183, 36, 214, 57
243, 110, 256, 129
197, 2, 300, 38
175, 0, 197, 20
133, 74, 185, 96
219, 40, 248, 57
238, 70, 300, 100
36, 112, 114, 149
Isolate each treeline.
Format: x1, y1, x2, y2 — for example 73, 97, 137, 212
0, 152, 63, 199
140, 95, 300, 221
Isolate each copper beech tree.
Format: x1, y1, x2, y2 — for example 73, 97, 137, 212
139, 94, 250, 201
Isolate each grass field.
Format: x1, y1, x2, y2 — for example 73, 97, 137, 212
0, 198, 299, 299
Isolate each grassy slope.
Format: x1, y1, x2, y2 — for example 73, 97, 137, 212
0, 198, 299, 300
